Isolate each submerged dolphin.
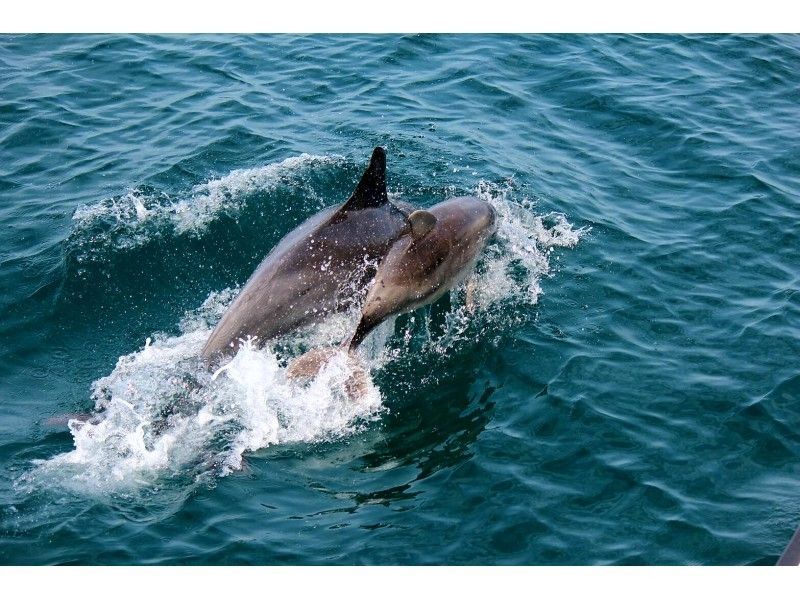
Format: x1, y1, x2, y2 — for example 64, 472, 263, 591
201, 147, 412, 362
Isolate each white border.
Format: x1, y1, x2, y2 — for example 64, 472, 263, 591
2, 566, 798, 597
2, 1, 800, 33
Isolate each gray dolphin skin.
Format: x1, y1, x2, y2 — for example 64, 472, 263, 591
201, 147, 411, 362
347, 196, 497, 351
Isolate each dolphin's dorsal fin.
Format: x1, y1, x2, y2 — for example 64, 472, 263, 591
341, 147, 388, 211
408, 210, 437, 240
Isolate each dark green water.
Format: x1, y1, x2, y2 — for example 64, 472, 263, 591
1, 34, 799, 565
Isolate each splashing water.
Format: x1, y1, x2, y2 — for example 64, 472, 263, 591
27, 170, 584, 497
26, 291, 382, 497
474, 180, 587, 308
70, 154, 344, 253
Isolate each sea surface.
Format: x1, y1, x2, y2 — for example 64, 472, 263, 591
0, 34, 798, 565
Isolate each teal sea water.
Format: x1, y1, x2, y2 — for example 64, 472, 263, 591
1, 34, 799, 565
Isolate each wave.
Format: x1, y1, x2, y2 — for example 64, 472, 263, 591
69, 153, 344, 253
25, 290, 383, 497
473, 180, 586, 307
25, 175, 585, 497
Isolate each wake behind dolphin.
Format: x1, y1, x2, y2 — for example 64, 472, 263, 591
27, 148, 584, 496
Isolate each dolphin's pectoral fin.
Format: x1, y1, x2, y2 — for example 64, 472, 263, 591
347, 315, 380, 353
341, 147, 389, 211
408, 210, 437, 241
286, 347, 341, 379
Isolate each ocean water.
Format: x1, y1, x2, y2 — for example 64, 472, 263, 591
0, 34, 798, 565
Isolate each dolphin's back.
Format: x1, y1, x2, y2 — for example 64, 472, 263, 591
201, 205, 336, 360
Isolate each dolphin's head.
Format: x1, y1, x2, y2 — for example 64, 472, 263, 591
439, 195, 498, 260
350, 196, 497, 349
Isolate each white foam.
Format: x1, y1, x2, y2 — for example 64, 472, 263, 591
27, 290, 381, 495
70, 153, 343, 249
471, 180, 588, 307
34, 178, 585, 496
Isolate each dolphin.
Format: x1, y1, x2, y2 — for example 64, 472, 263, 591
347, 196, 497, 351
286, 195, 497, 380
201, 147, 412, 363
